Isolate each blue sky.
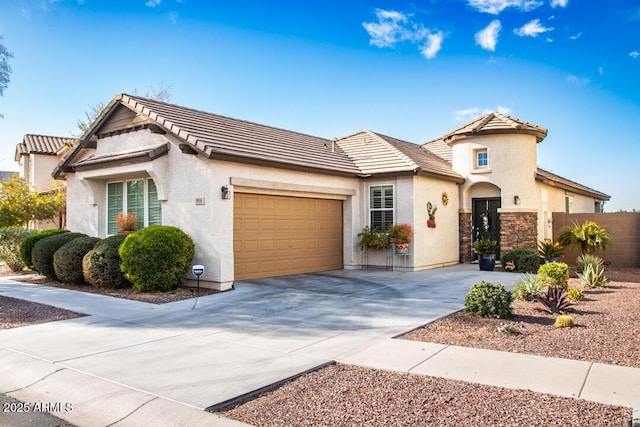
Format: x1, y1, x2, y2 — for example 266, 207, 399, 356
0, 0, 638, 211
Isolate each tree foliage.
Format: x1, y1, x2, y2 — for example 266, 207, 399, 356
0, 36, 14, 118
557, 221, 613, 255
0, 176, 66, 228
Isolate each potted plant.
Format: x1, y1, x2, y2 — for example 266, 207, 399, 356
116, 212, 138, 235
537, 239, 564, 264
426, 202, 437, 228
474, 237, 497, 271
357, 226, 390, 250
389, 223, 412, 254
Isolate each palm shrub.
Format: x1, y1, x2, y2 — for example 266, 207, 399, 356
0, 227, 35, 272
83, 235, 130, 289
20, 229, 69, 269
537, 261, 570, 290
53, 236, 101, 285
557, 221, 612, 255
119, 225, 195, 292
31, 232, 87, 279
465, 281, 513, 318
512, 274, 544, 301
501, 249, 539, 273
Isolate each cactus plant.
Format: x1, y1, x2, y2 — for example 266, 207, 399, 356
554, 315, 575, 328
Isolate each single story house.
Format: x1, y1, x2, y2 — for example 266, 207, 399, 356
53, 94, 609, 290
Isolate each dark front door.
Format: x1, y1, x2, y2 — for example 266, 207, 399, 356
472, 198, 501, 259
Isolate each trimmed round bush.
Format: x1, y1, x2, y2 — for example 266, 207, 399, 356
83, 235, 131, 289
31, 232, 87, 279
53, 236, 101, 285
538, 261, 570, 290
501, 249, 539, 273
119, 225, 195, 292
20, 229, 69, 269
465, 280, 513, 318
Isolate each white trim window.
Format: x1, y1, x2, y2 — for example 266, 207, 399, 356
565, 195, 574, 213
476, 149, 489, 168
107, 178, 162, 235
369, 185, 394, 231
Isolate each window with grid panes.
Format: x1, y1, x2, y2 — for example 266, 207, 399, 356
106, 178, 162, 235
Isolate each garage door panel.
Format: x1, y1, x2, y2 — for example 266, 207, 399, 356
234, 193, 343, 281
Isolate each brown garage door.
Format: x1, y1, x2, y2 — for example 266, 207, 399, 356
234, 193, 343, 280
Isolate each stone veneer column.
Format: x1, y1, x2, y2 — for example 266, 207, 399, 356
459, 212, 473, 263
499, 211, 538, 255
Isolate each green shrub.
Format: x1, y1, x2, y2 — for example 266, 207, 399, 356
119, 226, 195, 292
0, 227, 35, 272
465, 281, 513, 318
512, 273, 544, 301
31, 232, 86, 279
575, 254, 604, 275
537, 261, 570, 290
20, 229, 69, 269
566, 287, 584, 302
53, 236, 101, 285
83, 235, 130, 289
578, 263, 608, 288
501, 249, 539, 273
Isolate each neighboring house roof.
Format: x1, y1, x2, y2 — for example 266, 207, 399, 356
15, 134, 75, 161
335, 130, 463, 182
0, 171, 17, 182
421, 138, 452, 163
55, 93, 361, 178
536, 168, 610, 201
443, 112, 548, 144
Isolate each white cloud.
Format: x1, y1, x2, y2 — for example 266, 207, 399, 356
467, 0, 541, 14
598, 66, 604, 76
567, 74, 591, 87
570, 32, 583, 40
420, 31, 444, 59
630, 51, 639, 59
168, 11, 178, 24
454, 106, 512, 122
362, 9, 445, 59
146, 0, 161, 8
514, 19, 554, 37
551, 0, 568, 8
475, 20, 501, 51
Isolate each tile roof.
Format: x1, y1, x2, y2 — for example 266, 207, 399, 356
72, 143, 169, 172
443, 112, 548, 143
421, 138, 452, 163
99, 94, 360, 176
536, 168, 610, 201
15, 134, 75, 161
335, 130, 463, 181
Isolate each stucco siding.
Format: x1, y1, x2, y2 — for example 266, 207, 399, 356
537, 182, 599, 241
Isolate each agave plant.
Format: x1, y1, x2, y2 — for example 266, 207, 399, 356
535, 286, 572, 314
557, 221, 612, 255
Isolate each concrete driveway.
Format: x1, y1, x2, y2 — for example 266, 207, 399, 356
0, 264, 519, 424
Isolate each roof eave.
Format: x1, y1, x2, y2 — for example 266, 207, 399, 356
535, 172, 610, 201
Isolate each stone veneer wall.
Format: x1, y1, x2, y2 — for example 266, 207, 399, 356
459, 212, 473, 263
499, 211, 538, 255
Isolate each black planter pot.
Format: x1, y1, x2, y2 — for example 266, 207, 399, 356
479, 254, 496, 271
540, 257, 559, 265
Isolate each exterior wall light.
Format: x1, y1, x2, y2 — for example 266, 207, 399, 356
221, 185, 231, 200
514, 195, 521, 205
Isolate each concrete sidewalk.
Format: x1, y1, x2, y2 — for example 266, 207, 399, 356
1, 267, 638, 426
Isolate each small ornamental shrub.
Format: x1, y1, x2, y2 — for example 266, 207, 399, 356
501, 249, 539, 273
83, 235, 130, 289
0, 227, 35, 272
496, 321, 527, 336
31, 232, 86, 279
512, 274, 544, 301
535, 286, 572, 314
119, 225, 195, 292
578, 263, 608, 288
566, 287, 585, 302
20, 229, 69, 269
53, 236, 101, 285
115, 212, 138, 232
575, 254, 605, 275
537, 261, 570, 290
464, 281, 513, 318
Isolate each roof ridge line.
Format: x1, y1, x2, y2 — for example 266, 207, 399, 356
365, 130, 420, 170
